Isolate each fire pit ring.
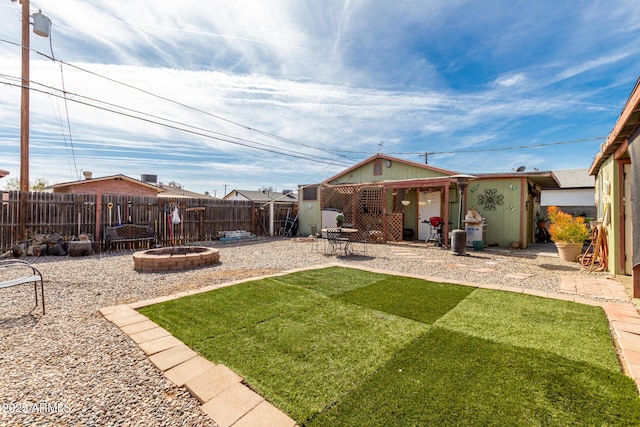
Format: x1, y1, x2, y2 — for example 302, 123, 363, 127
133, 246, 220, 272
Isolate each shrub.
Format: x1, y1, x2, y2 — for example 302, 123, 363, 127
547, 206, 590, 243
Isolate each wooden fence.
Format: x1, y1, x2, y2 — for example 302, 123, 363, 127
0, 191, 298, 251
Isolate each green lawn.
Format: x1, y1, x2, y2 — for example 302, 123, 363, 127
139, 266, 640, 426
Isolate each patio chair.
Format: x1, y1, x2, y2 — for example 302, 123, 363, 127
325, 228, 349, 255
350, 227, 369, 256
0, 259, 45, 314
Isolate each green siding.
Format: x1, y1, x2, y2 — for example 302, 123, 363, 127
469, 179, 523, 247
329, 160, 448, 185
595, 157, 620, 274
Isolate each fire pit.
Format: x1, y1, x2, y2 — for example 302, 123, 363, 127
133, 246, 220, 272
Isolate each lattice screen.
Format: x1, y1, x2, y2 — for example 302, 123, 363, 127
322, 185, 388, 242
386, 213, 403, 242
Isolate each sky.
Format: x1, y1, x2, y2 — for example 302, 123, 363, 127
0, 0, 639, 196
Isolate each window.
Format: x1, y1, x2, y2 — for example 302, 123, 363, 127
373, 159, 383, 175
303, 186, 318, 201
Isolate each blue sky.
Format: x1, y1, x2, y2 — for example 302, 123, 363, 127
1, 0, 639, 195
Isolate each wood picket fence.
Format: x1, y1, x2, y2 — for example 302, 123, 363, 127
0, 191, 297, 251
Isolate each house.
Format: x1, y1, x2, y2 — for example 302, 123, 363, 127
297, 154, 559, 248
589, 77, 640, 296
0, 170, 8, 180
46, 172, 162, 196
540, 169, 595, 219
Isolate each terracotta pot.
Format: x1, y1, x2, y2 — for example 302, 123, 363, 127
555, 242, 583, 262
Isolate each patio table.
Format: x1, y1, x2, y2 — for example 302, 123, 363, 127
321, 228, 359, 256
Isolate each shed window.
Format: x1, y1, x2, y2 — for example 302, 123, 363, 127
373, 160, 383, 176
303, 186, 318, 201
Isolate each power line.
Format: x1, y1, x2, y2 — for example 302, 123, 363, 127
0, 36, 356, 161
0, 78, 353, 167
332, 136, 606, 156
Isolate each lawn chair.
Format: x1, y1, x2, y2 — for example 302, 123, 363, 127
0, 259, 45, 314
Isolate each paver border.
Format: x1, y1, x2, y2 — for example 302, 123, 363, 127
101, 262, 640, 426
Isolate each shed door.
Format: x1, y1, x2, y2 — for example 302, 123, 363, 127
418, 191, 441, 240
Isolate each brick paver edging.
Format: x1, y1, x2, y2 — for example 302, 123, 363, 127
100, 262, 640, 426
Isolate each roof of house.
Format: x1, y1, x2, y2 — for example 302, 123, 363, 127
224, 189, 298, 203
0, 170, 9, 179
45, 174, 165, 192
322, 153, 459, 184
156, 183, 213, 199
550, 169, 594, 189
590, 76, 640, 176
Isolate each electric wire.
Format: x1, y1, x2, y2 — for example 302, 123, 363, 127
48, 26, 80, 180
17, 75, 352, 166
0, 78, 353, 167
0, 36, 355, 161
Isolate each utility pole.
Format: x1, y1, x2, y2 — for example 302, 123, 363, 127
223, 184, 228, 197
18, 0, 30, 240
419, 152, 431, 165
15, 0, 50, 240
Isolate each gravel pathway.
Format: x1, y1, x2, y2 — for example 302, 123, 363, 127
0, 238, 621, 426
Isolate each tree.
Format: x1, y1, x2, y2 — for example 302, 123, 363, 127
167, 180, 183, 189
3, 177, 49, 191
258, 186, 277, 193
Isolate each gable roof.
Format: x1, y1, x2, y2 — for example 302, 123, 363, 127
551, 169, 594, 189
46, 174, 165, 192
322, 154, 459, 184
157, 183, 213, 199
0, 169, 8, 179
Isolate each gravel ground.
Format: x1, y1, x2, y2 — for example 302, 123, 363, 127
0, 237, 621, 426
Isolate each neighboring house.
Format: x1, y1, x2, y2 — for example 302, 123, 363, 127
157, 183, 214, 199
540, 169, 595, 218
298, 154, 560, 248
46, 172, 162, 197
589, 77, 640, 295
0, 170, 8, 180
223, 189, 298, 204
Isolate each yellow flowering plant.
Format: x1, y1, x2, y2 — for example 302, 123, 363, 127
547, 206, 590, 243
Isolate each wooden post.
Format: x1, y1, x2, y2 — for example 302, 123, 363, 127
95, 191, 102, 243
18, 0, 31, 240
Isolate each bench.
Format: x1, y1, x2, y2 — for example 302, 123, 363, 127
0, 259, 45, 314
105, 224, 156, 252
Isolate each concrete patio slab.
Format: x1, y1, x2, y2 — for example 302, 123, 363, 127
137, 334, 184, 355
233, 400, 297, 427
185, 364, 243, 404
200, 382, 264, 427
129, 326, 172, 344
120, 319, 160, 335
148, 344, 198, 371
164, 356, 216, 387
111, 313, 150, 328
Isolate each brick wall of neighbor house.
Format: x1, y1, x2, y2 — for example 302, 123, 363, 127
54, 179, 157, 196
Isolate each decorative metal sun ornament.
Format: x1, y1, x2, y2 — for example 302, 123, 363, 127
478, 188, 504, 211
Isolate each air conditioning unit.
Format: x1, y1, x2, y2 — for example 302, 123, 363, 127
141, 174, 158, 184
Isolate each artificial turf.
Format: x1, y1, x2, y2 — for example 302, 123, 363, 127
139, 266, 640, 426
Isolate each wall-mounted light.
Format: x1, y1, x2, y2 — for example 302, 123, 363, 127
401, 200, 411, 206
